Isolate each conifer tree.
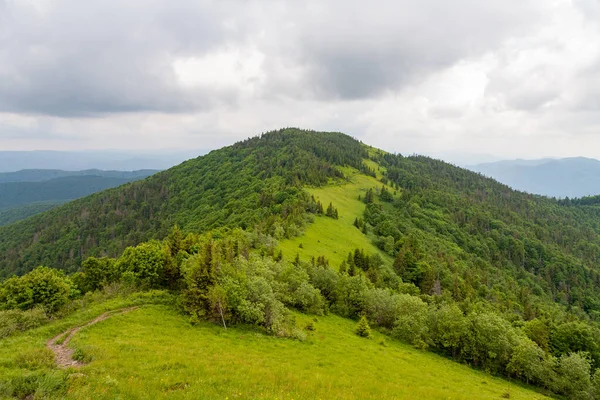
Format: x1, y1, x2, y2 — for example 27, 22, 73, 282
356, 315, 371, 338
364, 188, 374, 204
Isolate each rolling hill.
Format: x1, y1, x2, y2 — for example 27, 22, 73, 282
0, 170, 158, 227
469, 157, 600, 198
2, 128, 600, 398
0, 169, 158, 184
0, 150, 203, 172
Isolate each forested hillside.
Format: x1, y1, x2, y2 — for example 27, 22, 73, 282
0, 170, 158, 227
4, 129, 600, 397
0, 130, 368, 277
0, 201, 65, 227
0, 176, 150, 210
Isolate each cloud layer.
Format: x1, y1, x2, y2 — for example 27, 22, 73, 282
1, 0, 599, 163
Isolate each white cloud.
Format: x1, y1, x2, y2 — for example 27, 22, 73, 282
1, 0, 600, 164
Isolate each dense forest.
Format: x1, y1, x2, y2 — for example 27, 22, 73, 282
0, 130, 368, 277
0, 175, 153, 210
0, 170, 157, 227
4, 128, 600, 396
0, 201, 65, 227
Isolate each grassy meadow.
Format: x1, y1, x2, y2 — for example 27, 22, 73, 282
5, 303, 548, 400
279, 164, 392, 268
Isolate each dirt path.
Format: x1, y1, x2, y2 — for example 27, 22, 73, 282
46, 306, 139, 368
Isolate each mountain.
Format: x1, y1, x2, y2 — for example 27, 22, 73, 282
0, 150, 204, 172
0, 169, 158, 183
0, 175, 157, 211
0, 170, 158, 226
469, 157, 600, 198
0, 201, 66, 227
0, 130, 368, 276
2, 128, 600, 397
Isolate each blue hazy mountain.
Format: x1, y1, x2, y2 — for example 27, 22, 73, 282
0, 169, 159, 226
0, 169, 158, 183
469, 157, 600, 198
0, 150, 205, 172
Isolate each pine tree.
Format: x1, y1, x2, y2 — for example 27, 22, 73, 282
348, 262, 357, 277
274, 250, 283, 262
339, 260, 348, 275
326, 202, 334, 217
356, 315, 371, 338
364, 188, 374, 204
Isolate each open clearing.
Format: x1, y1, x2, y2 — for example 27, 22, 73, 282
279, 165, 393, 268
58, 305, 548, 400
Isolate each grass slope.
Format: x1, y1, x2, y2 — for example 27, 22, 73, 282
58, 305, 547, 400
278, 165, 391, 267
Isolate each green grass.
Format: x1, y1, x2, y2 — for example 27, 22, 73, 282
0, 294, 550, 399
0, 290, 173, 399
279, 168, 390, 267
58, 305, 548, 400
279, 161, 400, 268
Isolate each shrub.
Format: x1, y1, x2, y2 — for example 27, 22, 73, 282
76, 257, 119, 293
0, 307, 48, 338
0, 267, 73, 313
506, 338, 554, 386
391, 293, 429, 348
461, 311, 519, 373
333, 275, 370, 318
555, 352, 592, 398
117, 241, 168, 288
428, 303, 468, 357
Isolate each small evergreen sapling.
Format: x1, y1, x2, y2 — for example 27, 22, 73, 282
356, 315, 371, 338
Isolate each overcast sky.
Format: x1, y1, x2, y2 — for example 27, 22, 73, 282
1, 0, 600, 164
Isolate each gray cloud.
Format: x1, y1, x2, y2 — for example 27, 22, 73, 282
3, 0, 600, 163
0, 0, 244, 116
0, 0, 544, 116
264, 0, 543, 100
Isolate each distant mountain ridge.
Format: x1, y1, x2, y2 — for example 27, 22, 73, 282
0, 150, 204, 172
469, 157, 600, 198
0, 169, 159, 183
0, 169, 159, 226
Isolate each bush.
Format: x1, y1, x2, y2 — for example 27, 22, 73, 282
0, 267, 73, 313
117, 241, 168, 288
391, 293, 429, 348
555, 352, 592, 398
461, 311, 519, 373
333, 275, 370, 318
76, 257, 119, 293
428, 303, 468, 357
0, 371, 67, 399
506, 338, 554, 386
364, 288, 398, 329
0, 307, 48, 338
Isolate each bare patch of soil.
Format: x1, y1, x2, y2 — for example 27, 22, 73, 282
46, 306, 139, 368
